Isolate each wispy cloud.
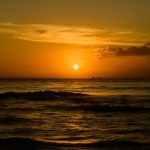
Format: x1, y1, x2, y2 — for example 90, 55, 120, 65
0, 22, 150, 46
0, 22, 101, 45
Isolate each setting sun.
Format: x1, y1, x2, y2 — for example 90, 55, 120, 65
73, 64, 79, 70
0, 1, 150, 150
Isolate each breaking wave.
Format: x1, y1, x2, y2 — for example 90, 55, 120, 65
0, 137, 150, 150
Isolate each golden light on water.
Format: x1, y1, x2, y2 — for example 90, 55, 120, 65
73, 64, 79, 70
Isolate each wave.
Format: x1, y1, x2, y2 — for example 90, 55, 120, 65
0, 138, 47, 150
80, 105, 150, 113
0, 91, 150, 113
1, 90, 150, 101
114, 129, 150, 134
0, 91, 85, 100
2, 104, 149, 114
1, 91, 150, 101
0, 129, 41, 136
0, 117, 31, 125
0, 137, 149, 149
85, 140, 150, 149
45, 104, 150, 113
82, 85, 150, 90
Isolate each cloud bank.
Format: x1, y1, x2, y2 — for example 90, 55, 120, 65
0, 22, 150, 46
95, 44, 150, 59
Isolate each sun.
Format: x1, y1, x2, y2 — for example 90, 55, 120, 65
73, 64, 79, 70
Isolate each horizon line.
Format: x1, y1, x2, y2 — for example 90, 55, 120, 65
0, 77, 150, 80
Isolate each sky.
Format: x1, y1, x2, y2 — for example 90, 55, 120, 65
0, 0, 150, 78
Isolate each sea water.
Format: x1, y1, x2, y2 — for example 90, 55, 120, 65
0, 79, 150, 149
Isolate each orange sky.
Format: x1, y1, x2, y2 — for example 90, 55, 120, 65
0, 0, 150, 78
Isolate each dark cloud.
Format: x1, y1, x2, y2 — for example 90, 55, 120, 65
97, 43, 150, 59
36, 29, 47, 34
116, 44, 150, 56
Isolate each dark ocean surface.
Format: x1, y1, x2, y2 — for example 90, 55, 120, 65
0, 79, 150, 150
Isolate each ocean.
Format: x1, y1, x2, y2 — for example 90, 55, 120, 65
0, 79, 150, 150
